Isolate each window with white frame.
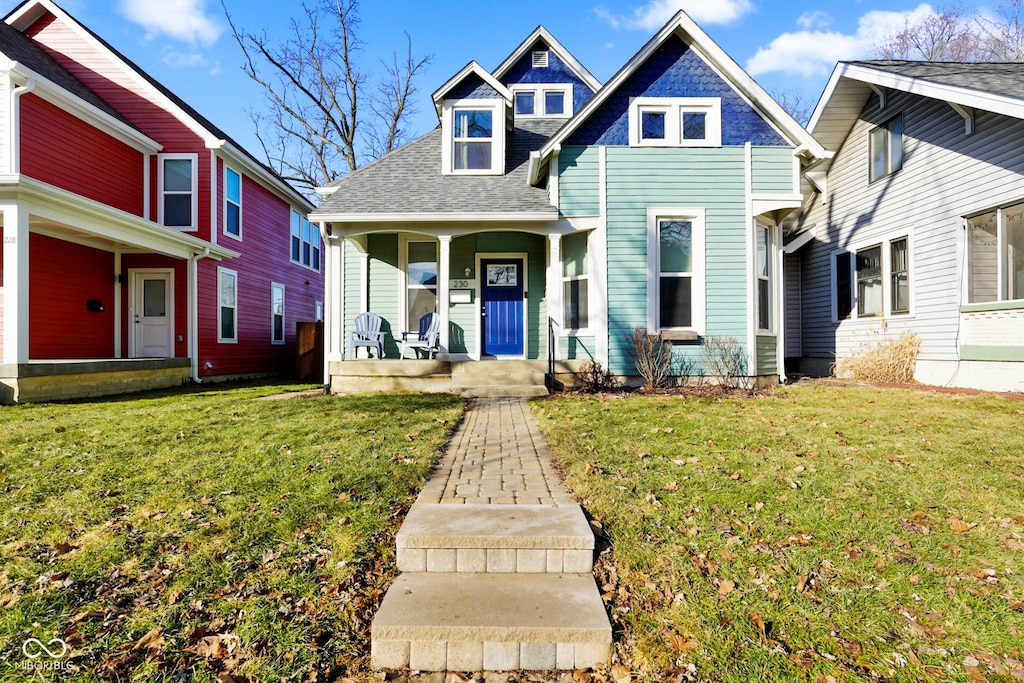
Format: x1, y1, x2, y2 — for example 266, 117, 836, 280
648, 209, 706, 333
512, 84, 572, 118
832, 234, 912, 321
756, 224, 773, 331
405, 241, 438, 332
224, 166, 242, 238
290, 210, 320, 271
967, 202, 1024, 304
159, 154, 198, 230
629, 98, 721, 147
271, 282, 285, 344
218, 267, 237, 343
441, 99, 505, 175
562, 232, 589, 330
869, 113, 903, 182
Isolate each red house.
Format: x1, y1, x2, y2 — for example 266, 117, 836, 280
0, 0, 322, 403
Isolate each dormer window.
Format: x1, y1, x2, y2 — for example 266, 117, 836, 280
629, 97, 721, 147
441, 98, 506, 175
512, 84, 572, 118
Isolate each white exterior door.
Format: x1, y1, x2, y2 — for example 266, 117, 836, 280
131, 270, 173, 358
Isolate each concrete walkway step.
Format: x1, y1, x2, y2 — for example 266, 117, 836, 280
454, 385, 549, 398
397, 504, 594, 573
371, 572, 612, 671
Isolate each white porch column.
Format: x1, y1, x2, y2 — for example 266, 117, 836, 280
546, 233, 562, 362
2, 204, 30, 365
113, 251, 122, 357
187, 252, 199, 380
438, 235, 451, 358
325, 231, 343, 365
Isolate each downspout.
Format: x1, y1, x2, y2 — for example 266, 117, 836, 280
10, 76, 36, 173
189, 247, 209, 383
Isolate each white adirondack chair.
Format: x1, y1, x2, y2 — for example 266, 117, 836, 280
349, 312, 385, 359
399, 312, 440, 359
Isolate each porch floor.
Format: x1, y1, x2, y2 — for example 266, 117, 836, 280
1, 358, 190, 404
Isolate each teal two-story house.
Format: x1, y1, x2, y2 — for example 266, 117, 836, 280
312, 11, 827, 393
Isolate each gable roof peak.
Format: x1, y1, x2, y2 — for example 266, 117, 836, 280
430, 61, 513, 117
492, 25, 601, 93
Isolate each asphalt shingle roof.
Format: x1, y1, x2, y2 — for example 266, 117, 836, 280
312, 118, 564, 218
850, 60, 1024, 102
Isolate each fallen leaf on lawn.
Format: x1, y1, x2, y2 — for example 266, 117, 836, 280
645, 491, 661, 507
718, 579, 736, 596
909, 574, 921, 585
610, 663, 631, 683
888, 534, 911, 549
721, 548, 738, 562
729, 470, 743, 480
167, 589, 182, 605
133, 628, 165, 654
663, 481, 678, 491
943, 543, 963, 556
1003, 538, 1024, 552
54, 542, 78, 555
668, 631, 698, 653
948, 518, 977, 534
750, 612, 766, 639
1009, 601, 1024, 612
70, 609, 105, 623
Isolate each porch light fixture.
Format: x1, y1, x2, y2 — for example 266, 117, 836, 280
465, 268, 472, 277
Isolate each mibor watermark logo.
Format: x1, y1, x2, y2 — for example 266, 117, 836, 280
21, 637, 72, 672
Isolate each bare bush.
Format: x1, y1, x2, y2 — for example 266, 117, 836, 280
835, 332, 921, 383
574, 360, 619, 393
626, 329, 674, 390
701, 336, 752, 391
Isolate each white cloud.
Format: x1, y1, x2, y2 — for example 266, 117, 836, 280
747, 4, 937, 77
597, 0, 754, 31
797, 10, 832, 32
161, 49, 208, 68
120, 0, 222, 45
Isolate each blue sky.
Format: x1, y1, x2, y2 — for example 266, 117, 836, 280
1, 0, 1001, 159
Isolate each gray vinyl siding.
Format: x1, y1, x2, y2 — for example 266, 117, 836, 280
784, 253, 802, 358
756, 335, 777, 375
800, 89, 1024, 365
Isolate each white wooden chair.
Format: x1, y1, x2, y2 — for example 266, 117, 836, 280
399, 312, 440, 359
349, 312, 385, 359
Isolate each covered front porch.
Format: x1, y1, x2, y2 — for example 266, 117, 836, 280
0, 176, 236, 403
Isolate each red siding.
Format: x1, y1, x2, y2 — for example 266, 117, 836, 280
26, 13, 210, 240
197, 165, 323, 378
120, 255, 188, 359
29, 234, 115, 359
20, 93, 144, 215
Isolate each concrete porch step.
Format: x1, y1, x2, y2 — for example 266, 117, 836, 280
371, 572, 612, 671
454, 385, 549, 398
397, 504, 594, 573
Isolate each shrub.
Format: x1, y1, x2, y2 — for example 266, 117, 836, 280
626, 328, 674, 390
835, 331, 921, 383
701, 335, 752, 391
574, 360, 619, 393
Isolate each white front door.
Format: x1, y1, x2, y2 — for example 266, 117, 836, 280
131, 270, 173, 358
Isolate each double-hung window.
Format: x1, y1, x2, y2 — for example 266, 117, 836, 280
224, 167, 241, 238
159, 154, 198, 230
271, 282, 285, 344
562, 232, 589, 330
512, 84, 572, 118
869, 113, 903, 182
290, 210, 320, 271
647, 209, 706, 334
629, 98, 721, 147
832, 234, 912, 320
405, 241, 438, 332
454, 109, 493, 170
218, 267, 237, 343
756, 224, 773, 331
967, 202, 1024, 303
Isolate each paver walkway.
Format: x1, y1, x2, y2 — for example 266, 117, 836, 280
416, 398, 575, 506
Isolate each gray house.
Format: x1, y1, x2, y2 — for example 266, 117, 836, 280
792, 61, 1024, 392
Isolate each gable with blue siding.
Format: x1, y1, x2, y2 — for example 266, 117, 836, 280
500, 39, 596, 113
566, 35, 787, 147
447, 74, 501, 100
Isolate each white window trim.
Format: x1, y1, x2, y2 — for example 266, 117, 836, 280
398, 236, 440, 335
223, 165, 242, 241
628, 97, 721, 148
217, 266, 238, 344
646, 207, 706, 335
965, 201, 1024, 305
441, 98, 505, 175
271, 281, 285, 345
561, 231, 591, 334
290, 209, 321, 272
868, 112, 903, 183
157, 153, 199, 231
756, 222, 774, 334
832, 232, 914, 322
511, 83, 573, 118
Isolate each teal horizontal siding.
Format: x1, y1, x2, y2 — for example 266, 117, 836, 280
757, 335, 777, 375
752, 147, 794, 195
367, 234, 400, 357
560, 335, 596, 360
558, 146, 600, 216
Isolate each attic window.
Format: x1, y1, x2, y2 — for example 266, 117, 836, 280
512, 84, 572, 118
441, 99, 505, 175
532, 50, 549, 68
628, 97, 721, 147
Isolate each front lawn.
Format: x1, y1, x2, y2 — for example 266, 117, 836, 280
534, 384, 1024, 682
0, 383, 463, 681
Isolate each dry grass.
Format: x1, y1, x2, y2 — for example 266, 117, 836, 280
835, 331, 921, 383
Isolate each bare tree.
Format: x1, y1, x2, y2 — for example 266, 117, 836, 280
977, 0, 1024, 60
224, 0, 429, 196
772, 87, 815, 127
874, 4, 987, 61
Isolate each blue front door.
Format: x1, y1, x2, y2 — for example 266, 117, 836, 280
480, 258, 525, 356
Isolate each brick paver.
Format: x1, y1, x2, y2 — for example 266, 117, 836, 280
416, 398, 574, 505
